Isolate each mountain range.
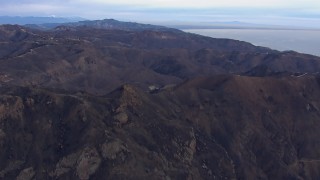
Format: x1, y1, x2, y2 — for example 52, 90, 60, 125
0, 19, 320, 179
25, 19, 178, 32
0, 16, 85, 26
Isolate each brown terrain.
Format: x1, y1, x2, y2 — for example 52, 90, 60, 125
0, 20, 320, 179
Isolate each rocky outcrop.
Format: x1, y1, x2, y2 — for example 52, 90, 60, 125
101, 139, 129, 161
50, 147, 102, 180
51, 152, 79, 177
16, 167, 35, 180
76, 147, 101, 180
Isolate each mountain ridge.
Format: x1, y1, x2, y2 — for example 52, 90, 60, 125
1, 23, 320, 95
24, 18, 181, 32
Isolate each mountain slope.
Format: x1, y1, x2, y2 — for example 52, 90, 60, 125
1, 20, 320, 179
0, 24, 320, 94
1, 75, 320, 179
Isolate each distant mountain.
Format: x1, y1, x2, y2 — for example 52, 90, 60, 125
0, 16, 85, 25
25, 19, 179, 32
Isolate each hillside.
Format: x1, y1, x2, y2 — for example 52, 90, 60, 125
0, 19, 320, 179
1, 75, 320, 179
0, 24, 319, 94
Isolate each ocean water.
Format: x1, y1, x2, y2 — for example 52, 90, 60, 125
184, 29, 320, 57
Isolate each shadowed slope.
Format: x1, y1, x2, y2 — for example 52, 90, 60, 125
1, 74, 320, 179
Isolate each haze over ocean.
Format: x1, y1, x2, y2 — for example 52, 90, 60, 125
185, 29, 320, 57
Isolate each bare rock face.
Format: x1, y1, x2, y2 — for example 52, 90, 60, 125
186, 129, 197, 163
117, 85, 143, 111
50, 147, 102, 179
113, 112, 128, 125
101, 139, 129, 161
172, 128, 197, 164
16, 167, 35, 180
76, 147, 101, 180
51, 152, 79, 177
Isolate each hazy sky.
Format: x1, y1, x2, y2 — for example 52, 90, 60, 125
1, 0, 320, 27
